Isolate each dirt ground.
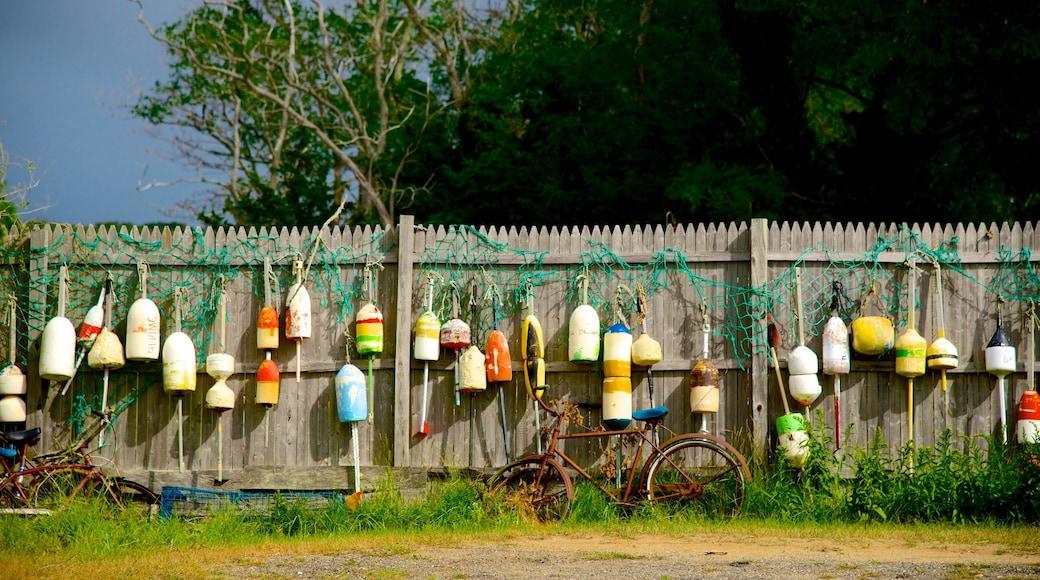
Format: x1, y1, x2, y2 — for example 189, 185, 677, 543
214, 530, 1040, 579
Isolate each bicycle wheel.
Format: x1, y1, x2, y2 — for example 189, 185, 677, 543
639, 435, 747, 519
107, 477, 159, 513
488, 456, 574, 522
20, 465, 105, 511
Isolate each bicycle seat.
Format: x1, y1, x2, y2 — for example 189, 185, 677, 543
0, 447, 15, 459
2, 427, 41, 445
632, 406, 668, 424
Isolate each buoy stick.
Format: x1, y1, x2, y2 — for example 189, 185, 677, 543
999, 375, 1008, 444
351, 421, 361, 494
469, 392, 476, 468
217, 417, 224, 483
174, 287, 185, 473
177, 399, 185, 473
771, 347, 791, 416
498, 389, 511, 462
99, 277, 113, 448
908, 376, 915, 467
416, 281, 434, 437
795, 267, 805, 346
834, 375, 842, 448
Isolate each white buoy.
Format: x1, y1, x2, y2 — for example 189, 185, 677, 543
125, 262, 161, 362
40, 265, 76, 382
822, 284, 850, 447
788, 268, 822, 407
0, 297, 26, 422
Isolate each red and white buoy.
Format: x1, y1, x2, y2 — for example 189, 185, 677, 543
1018, 301, 1039, 444
61, 282, 106, 396
285, 260, 311, 384
414, 278, 439, 437
440, 283, 471, 408
39, 265, 76, 383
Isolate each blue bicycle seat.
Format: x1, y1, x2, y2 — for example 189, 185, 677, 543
0, 447, 16, 459
632, 406, 669, 422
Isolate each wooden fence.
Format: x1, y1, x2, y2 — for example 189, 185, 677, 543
2, 217, 1038, 491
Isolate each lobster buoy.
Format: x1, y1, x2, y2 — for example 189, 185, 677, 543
126, 298, 161, 362
602, 376, 632, 430
776, 413, 809, 468
689, 358, 720, 413
0, 393, 26, 422
787, 346, 822, 406
521, 314, 546, 400
257, 306, 279, 351
285, 260, 311, 383
895, 328, 927, 378
414, 311, 441, 361
926, 337, 958, 376
822, 313, 850, 375
335, 362, 368, 423
204, 353, 236, 412
788, 345, 818, 375
355, 302, 384, 356
255, 357, 280, 406
459, 345, 487, 394
40, 315, 76, 381
88, 327, 126, 370
985, 321, 1016, 378
78, 295, 105, 347
1018, 390, 1040, 444
40, 267, 76, 381
631, 333, 662, 367
484, 327, 511, 383
788, 374, 822, 406
439, 318, 471, 351
603, 323, 632, 378
568, 304, 600, 363
0, 364, 26, 396
161, 332, 197, 396
851, 316, 894, 356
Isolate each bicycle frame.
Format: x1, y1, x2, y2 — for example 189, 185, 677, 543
532, 395, 664, 506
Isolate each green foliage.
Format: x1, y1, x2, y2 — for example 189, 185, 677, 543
743, 414, 1040, 525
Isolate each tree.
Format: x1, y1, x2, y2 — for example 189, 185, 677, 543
0, 140, 37, 229
132, 0, 492, 227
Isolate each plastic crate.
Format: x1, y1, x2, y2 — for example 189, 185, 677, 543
159, 486, 343, 518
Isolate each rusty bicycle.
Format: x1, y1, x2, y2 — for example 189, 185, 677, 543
488, 391, 751, 521
0, 407, 158, 515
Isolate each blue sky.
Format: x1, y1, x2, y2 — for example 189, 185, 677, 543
1, 1, 199, 226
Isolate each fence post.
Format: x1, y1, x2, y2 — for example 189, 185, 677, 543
749, 218, 770, 461
393, 215, 415, 467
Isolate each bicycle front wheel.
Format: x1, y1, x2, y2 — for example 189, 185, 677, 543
639, 435, 747, 519
488, 456, 574, 522
108, 477, 159, 514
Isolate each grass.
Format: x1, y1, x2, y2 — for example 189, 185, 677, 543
5, 425, 1040, 577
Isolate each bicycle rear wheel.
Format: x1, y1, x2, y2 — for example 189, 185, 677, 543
639, 435, 747, 519
488, 456, 574, 522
